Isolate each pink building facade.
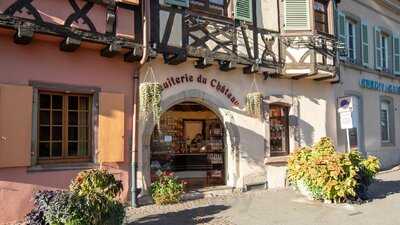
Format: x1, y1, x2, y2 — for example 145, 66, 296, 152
0, 0, 142, 223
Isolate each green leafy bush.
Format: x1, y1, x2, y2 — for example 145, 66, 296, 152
288, 137, 380, 203
150, 171, 185, 205
26, 169, 125, 225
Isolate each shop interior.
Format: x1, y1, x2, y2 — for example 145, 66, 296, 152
150, 102, 225, 188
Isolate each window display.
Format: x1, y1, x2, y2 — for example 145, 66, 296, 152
150, 102, 225, 188
269, 104, 290, 156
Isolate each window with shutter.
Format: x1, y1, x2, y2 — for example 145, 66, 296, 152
337, 11, 347, 59
361, 22, 369, 67
284, 0, 310, 31
166, 0, 190, 7
235, 0, 253, 22
374, 27, 382, 70
393, 36, 400, 75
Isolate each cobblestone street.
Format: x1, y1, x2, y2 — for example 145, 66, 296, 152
126, 168, 400, 225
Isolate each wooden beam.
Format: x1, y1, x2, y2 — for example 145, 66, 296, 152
243, 64, 259, 74
163, 52, 187, 65
13, 22, 33, 45
0, 14, 141, 50
60, 37, 81, 52
101, 43, 121, 58
219, 60, 236, 71
194, 57, 212, 69
124, 46, 143, 62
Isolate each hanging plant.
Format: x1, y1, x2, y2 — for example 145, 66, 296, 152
245, 92, 263, 118
140, 82, 162, 122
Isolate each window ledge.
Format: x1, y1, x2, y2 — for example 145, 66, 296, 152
264, 156, 289, 165
28, 162, 99, 173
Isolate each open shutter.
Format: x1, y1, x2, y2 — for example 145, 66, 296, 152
374, 26, 382, 70
0, 84, 32, 168
361, 21, 369, 67
98, 92, 125, 163
393, 36, 400, 75
165, 0, 189, 7
235, 0, 253, 22
337, 11, 347, 59
284, 0, 310, 30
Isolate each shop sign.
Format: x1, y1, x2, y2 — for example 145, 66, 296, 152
162, 74, 240, 106
359, 78, 400, 95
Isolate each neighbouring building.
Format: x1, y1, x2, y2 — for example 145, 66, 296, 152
335, 0, 400, 169
0, 0, 143, 223
136, 0, 339, 199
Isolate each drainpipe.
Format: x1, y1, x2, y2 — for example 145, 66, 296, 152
131, 0, 150, 208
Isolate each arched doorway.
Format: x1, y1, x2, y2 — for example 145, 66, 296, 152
150, 101, 226, 188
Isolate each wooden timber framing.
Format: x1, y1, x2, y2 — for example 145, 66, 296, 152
152, 1, 282, 73
0, 0, 142, 60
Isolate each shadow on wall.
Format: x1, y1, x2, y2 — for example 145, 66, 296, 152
298, 117, 315, 147
127, 205, 231, 225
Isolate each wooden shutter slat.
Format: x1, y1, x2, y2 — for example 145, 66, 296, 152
284, 0, 310, 30
0, 84, 32, 168
98, 92, 125, 163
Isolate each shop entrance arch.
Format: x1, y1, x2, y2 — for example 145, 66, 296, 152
141, 89, 240, 189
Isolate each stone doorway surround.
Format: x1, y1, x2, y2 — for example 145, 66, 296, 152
140, 89, 241, 192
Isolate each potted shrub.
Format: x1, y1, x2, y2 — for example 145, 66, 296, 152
150, 171, 185, 205
287, 137, 380, 203
26, 169, 125, 225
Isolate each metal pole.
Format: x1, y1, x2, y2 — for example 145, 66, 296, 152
346, 128, 351, 152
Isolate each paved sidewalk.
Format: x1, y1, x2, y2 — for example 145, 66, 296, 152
126, 169, 400, 225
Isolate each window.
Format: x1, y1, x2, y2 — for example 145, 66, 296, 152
375, 27, 390, 72
38, 92, 91, 163
347, 20, 357, 63
269, 105, 290, 156
314, 0, 329, 33
380, 101, 390, 143
190, 0, 228, 16
361, 22, 369, 66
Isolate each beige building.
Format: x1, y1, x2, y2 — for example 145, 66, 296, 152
136, 0, 340, 195
336, 0, 400, 169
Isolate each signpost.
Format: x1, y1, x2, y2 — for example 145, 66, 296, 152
338, 96, 359, 152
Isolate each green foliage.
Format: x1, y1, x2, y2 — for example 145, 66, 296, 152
150, 171, 185, 205
245, 92, 262, 117
26, 169, 125, 225
288, 137, 380, 203
140, 82, 162, 122
70, 169, 123, 199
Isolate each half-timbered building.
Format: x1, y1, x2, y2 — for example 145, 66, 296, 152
136, 0, 340, 198
0, 0, 143, 223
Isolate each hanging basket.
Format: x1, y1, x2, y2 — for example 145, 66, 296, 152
140, 82, 162, 122
245, 92, 263, 118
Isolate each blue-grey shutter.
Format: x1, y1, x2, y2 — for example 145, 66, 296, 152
361, 22, 369, 67
235, 0, 253, 22
165, 0, 189, 7
393, 36, 400, 75
284, 0, 310, 30
374, 26, 382, 70
337, 11, 347, 59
